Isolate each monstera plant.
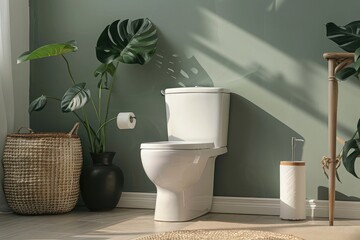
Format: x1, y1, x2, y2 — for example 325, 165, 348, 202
326, 21, 360, 80
18, 18, 158, 154
326, 20, 360, 179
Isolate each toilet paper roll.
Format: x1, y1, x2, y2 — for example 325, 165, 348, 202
117, 112, 136, 129
280, 161, 306, 220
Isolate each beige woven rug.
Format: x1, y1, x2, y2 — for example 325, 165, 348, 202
135, 229, 304, 240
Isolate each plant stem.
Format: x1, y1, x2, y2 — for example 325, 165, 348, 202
81, 109, 95, 153
71, 111, 95, 153
351, 130, 358, 140
46, 96, 91, 133
95, 116, 117, 137
44, 96, 93, 144
104, 63, 119, 122
99, 79, 105, 151
61, 54, 99, 152
90, 98, 99, 122
102, 62, 120, 152
46, 96, 62, 101
61, 55, 98, 119
61, 55, 76, 85
98, 79, 103, 124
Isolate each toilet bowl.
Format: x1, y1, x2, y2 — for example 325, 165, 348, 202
141, 141, 227, 221
140, 87, 230, 222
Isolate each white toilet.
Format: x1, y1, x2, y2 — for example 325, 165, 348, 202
140, 87, 230, 221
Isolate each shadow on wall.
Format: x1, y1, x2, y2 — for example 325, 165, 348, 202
214, 93, 303, 198
244, 63, 356, 136
318, 186, 360, 201
186, 0, 360, 138
190, 35, 353, 137
152, 32, 214, 88
208, 0, 360, 65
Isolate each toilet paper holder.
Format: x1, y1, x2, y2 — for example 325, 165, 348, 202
116, 112, 137, 129
129, 115, 136, 123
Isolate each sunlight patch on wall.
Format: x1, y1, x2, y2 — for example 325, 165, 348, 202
190, 7, 329, 132
267, 0, 287, 12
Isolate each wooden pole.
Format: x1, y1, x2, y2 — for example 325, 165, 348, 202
323, 52, 353, 226
327, 58, 337, 226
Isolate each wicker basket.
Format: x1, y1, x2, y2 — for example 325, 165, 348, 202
2, 123, 83, 215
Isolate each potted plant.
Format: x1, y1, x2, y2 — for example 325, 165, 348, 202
326, 20, 360, 179
18, 18, 158, 210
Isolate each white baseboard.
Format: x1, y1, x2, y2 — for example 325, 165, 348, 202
117, 192, 360, 219
118, 192, 156, 209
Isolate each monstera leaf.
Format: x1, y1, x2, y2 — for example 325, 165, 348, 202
28, 95, 47, 113
94, 63, 116, 89
343, 139, 360, 178
94, 63, 116, 78
61, 83, 91, 112
96, 18, 158, 65
336, 66, 358, 80
342, 118, 360, 178
327, 21, 360, 80
326, 21, 360, 52
17, 40, 78, 63
354, 48, 360, 72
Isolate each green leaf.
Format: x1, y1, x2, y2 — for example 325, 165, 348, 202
336, 67, 357, 80
344, 150, 360, 179
354, 48, 360, 72
94, 63, 116, 77
28, 95, 47, 113
96, 18, 158, 65
342, 138, 360, 178
354, 59, 360, 71
356, 139, 360, 150
17, 40, 78, 64
326, 21, 360, 52
357, 118, 360, 137
97, 77, 108, 89
61, 83, 91, 112
354, 70, 360, 79
355, 47, 360, 61
94, 63, 116, 89
336, 170, 342, 183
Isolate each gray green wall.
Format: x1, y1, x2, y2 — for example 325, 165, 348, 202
29, 0, 360, 201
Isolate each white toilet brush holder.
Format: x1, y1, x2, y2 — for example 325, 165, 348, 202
280, 137, 306, 220
280, 161, 306, 220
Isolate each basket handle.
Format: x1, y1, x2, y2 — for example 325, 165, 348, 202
68, 122, 80, 136
17, 127, 34, 134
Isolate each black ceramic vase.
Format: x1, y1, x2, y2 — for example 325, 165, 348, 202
80, 152, 124, 211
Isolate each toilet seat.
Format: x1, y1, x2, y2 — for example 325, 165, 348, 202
140, 141, 214, 150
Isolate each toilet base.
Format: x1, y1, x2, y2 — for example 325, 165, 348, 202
154, 157, 216, 222
154, 188, 212, 221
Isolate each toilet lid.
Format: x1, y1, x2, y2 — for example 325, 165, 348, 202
165, 87, 230, 94
140, 141, 214, 150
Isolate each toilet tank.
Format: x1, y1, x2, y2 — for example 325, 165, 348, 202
165, 87, 230, 148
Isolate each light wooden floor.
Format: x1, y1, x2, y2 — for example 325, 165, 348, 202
1, 207, 360, 240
